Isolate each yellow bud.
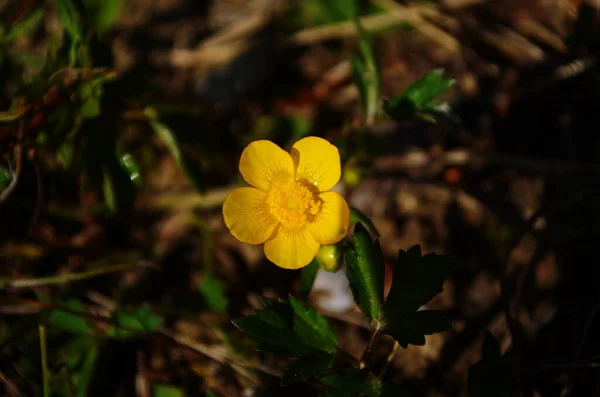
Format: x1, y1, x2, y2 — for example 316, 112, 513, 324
315, 244, 343, 272
343, 165, 362, 188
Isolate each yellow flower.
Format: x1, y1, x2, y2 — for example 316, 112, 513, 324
223, 136, 350, 270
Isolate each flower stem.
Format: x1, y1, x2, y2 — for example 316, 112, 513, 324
379, 341, 399, 378
39, 324, 49, 397
359, 325, 380, 369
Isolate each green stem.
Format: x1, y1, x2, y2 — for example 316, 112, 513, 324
0, 263, 142, 289
39, 324, 50, 397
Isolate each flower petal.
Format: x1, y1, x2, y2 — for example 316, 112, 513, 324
239, 140, 294, 191
291, 137, 341, 191
307, 192, 350, 244
223, 187, 278, 244
264, 227, 320, 269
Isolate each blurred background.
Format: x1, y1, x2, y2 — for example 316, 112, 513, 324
1, 0, 600, 396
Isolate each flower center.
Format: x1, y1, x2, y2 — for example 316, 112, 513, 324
267, 180, 322, 229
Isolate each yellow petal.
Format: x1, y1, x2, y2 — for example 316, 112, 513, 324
223, 187, 278, 244
264, 227, 320, 269
291, 137, 341, 191
239, 140, 294, 192
307, 192, 350, 244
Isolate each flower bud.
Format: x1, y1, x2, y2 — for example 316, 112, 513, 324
315, 243, 343, 272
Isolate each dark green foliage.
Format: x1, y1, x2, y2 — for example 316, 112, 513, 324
344, 223, 385, 326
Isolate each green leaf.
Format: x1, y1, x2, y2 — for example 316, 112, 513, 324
350, 207, 380, 237
82, 0, 122, 35
384, 70, 455, 122
320, 369, 368, 397
153, 384, 183, 397
351, 19, 380, 125
74, 343, 98, 397
294, 0, 358, 27
467, 332, 511, 397
344, 223, 385, 325
0, 167, 12, 193
233, 296, 338, 357
199, 273, 229, 313
3, 9, 45, 42
119, 153, 142, 187
108, 304, 163, 339
100, 151, 138, 213
47, 298, 94, 335
149, 119, 204, 192
321, 373, 410, 397
384, 246, 453, 314
57, 142, 75, 168
54, 0, 84, 65
381, 245, 454, 348
289, 296, 339, 353
58, 336, 99, 397
0, 106, 29, 122
298, 259, 319, 301
81, 97, 100, 118
382, 310, 451, 348
281, 353, 334, 386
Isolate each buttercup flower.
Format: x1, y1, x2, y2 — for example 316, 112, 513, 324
223, 137, 350, 269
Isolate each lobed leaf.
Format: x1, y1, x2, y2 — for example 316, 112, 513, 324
381, 245, 454, 347
467, 332, 511, 397
233, 296, 338, 357
281, 353, 335, 386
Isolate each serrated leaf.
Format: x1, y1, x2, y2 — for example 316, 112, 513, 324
384, 70, 455, 122
233, 297, 338, 357
467, 332, 511, 397
344, 223, 385, 325
199, 273, 228, 313
281, 353, 334, 386
299, 258, 319, 301
153, 384, 183, 397
381, 245, 453, 347
47, 298, 94, 335
383, 310, 451, 348
108, 304, 163, 339
350, 207, 380, 237
320, 369, 368, 397
3, 9, 45, 42
289, 296, 338, 353
384, 246, 453, 314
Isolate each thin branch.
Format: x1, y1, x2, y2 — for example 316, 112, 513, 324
136, 184, 239, 212
0, 263, 147, 289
